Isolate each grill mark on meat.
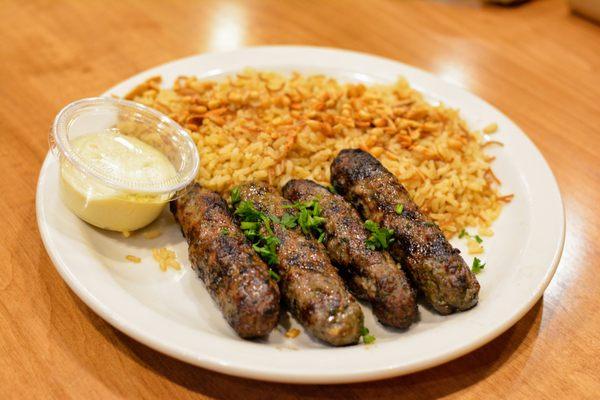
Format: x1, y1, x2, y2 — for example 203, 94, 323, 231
171, 183, 280, 338
282, 179, 417, 328
331, 149, 480, 315
237, 182, 363, 346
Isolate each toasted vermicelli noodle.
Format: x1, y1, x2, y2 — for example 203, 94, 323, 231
126, 69, 511, 237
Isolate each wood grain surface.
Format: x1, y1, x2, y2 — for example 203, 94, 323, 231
1, 0, 599, 398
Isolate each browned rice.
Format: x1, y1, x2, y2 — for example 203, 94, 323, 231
126, 69, 511, 237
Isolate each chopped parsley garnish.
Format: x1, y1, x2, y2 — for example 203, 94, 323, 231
360, 326, 376, 344
459, 229, 483, 244
327, 185, 338, 194
260, 214, 274, 235
235, 200, 263, 221
280, 213, 298, 229
240, 221, 260, 231
471, 257, 486, 274
235, 200, 280, 266
364, 220, 394, 251
252, 236, 280, 266
220, 228, 229, 236
252, 237, 279, 265
317, 232, 326, 243
395, 204, 404, 215
268, 269, 281, 282
230, 186, 241, 207
283, 199, 327, 241
236, 196, 327, 267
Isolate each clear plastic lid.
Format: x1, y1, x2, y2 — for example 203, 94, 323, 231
50, 97, 200, 196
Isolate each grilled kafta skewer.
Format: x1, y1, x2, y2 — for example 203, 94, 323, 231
331, 149, 479, 315
171, 184, 280, 338
236, 182, 363, 346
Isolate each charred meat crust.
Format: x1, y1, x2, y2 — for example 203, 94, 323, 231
331, 149, 480, 315
237, 182, 363, 346
282, 179, 417, 328
171, 183, 280, 338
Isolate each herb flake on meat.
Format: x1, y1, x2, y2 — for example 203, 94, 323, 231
364, 220, 394, 250
280, 213, 298, 229
230, 186, 241, 207
268, 269, 281, 282
283, 199, 326, 241
395, 204, 404, 215
235, 200, 280, 266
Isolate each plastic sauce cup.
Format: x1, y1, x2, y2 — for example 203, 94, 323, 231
50, 97, 200, 232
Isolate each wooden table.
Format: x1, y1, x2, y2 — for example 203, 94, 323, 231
1, 0, 599, 398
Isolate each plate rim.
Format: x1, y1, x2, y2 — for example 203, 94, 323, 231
36, 45, 566, 384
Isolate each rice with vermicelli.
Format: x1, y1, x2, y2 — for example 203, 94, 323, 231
126, 69, 512, 237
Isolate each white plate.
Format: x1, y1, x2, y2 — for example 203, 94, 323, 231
36, 46, 565, 384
